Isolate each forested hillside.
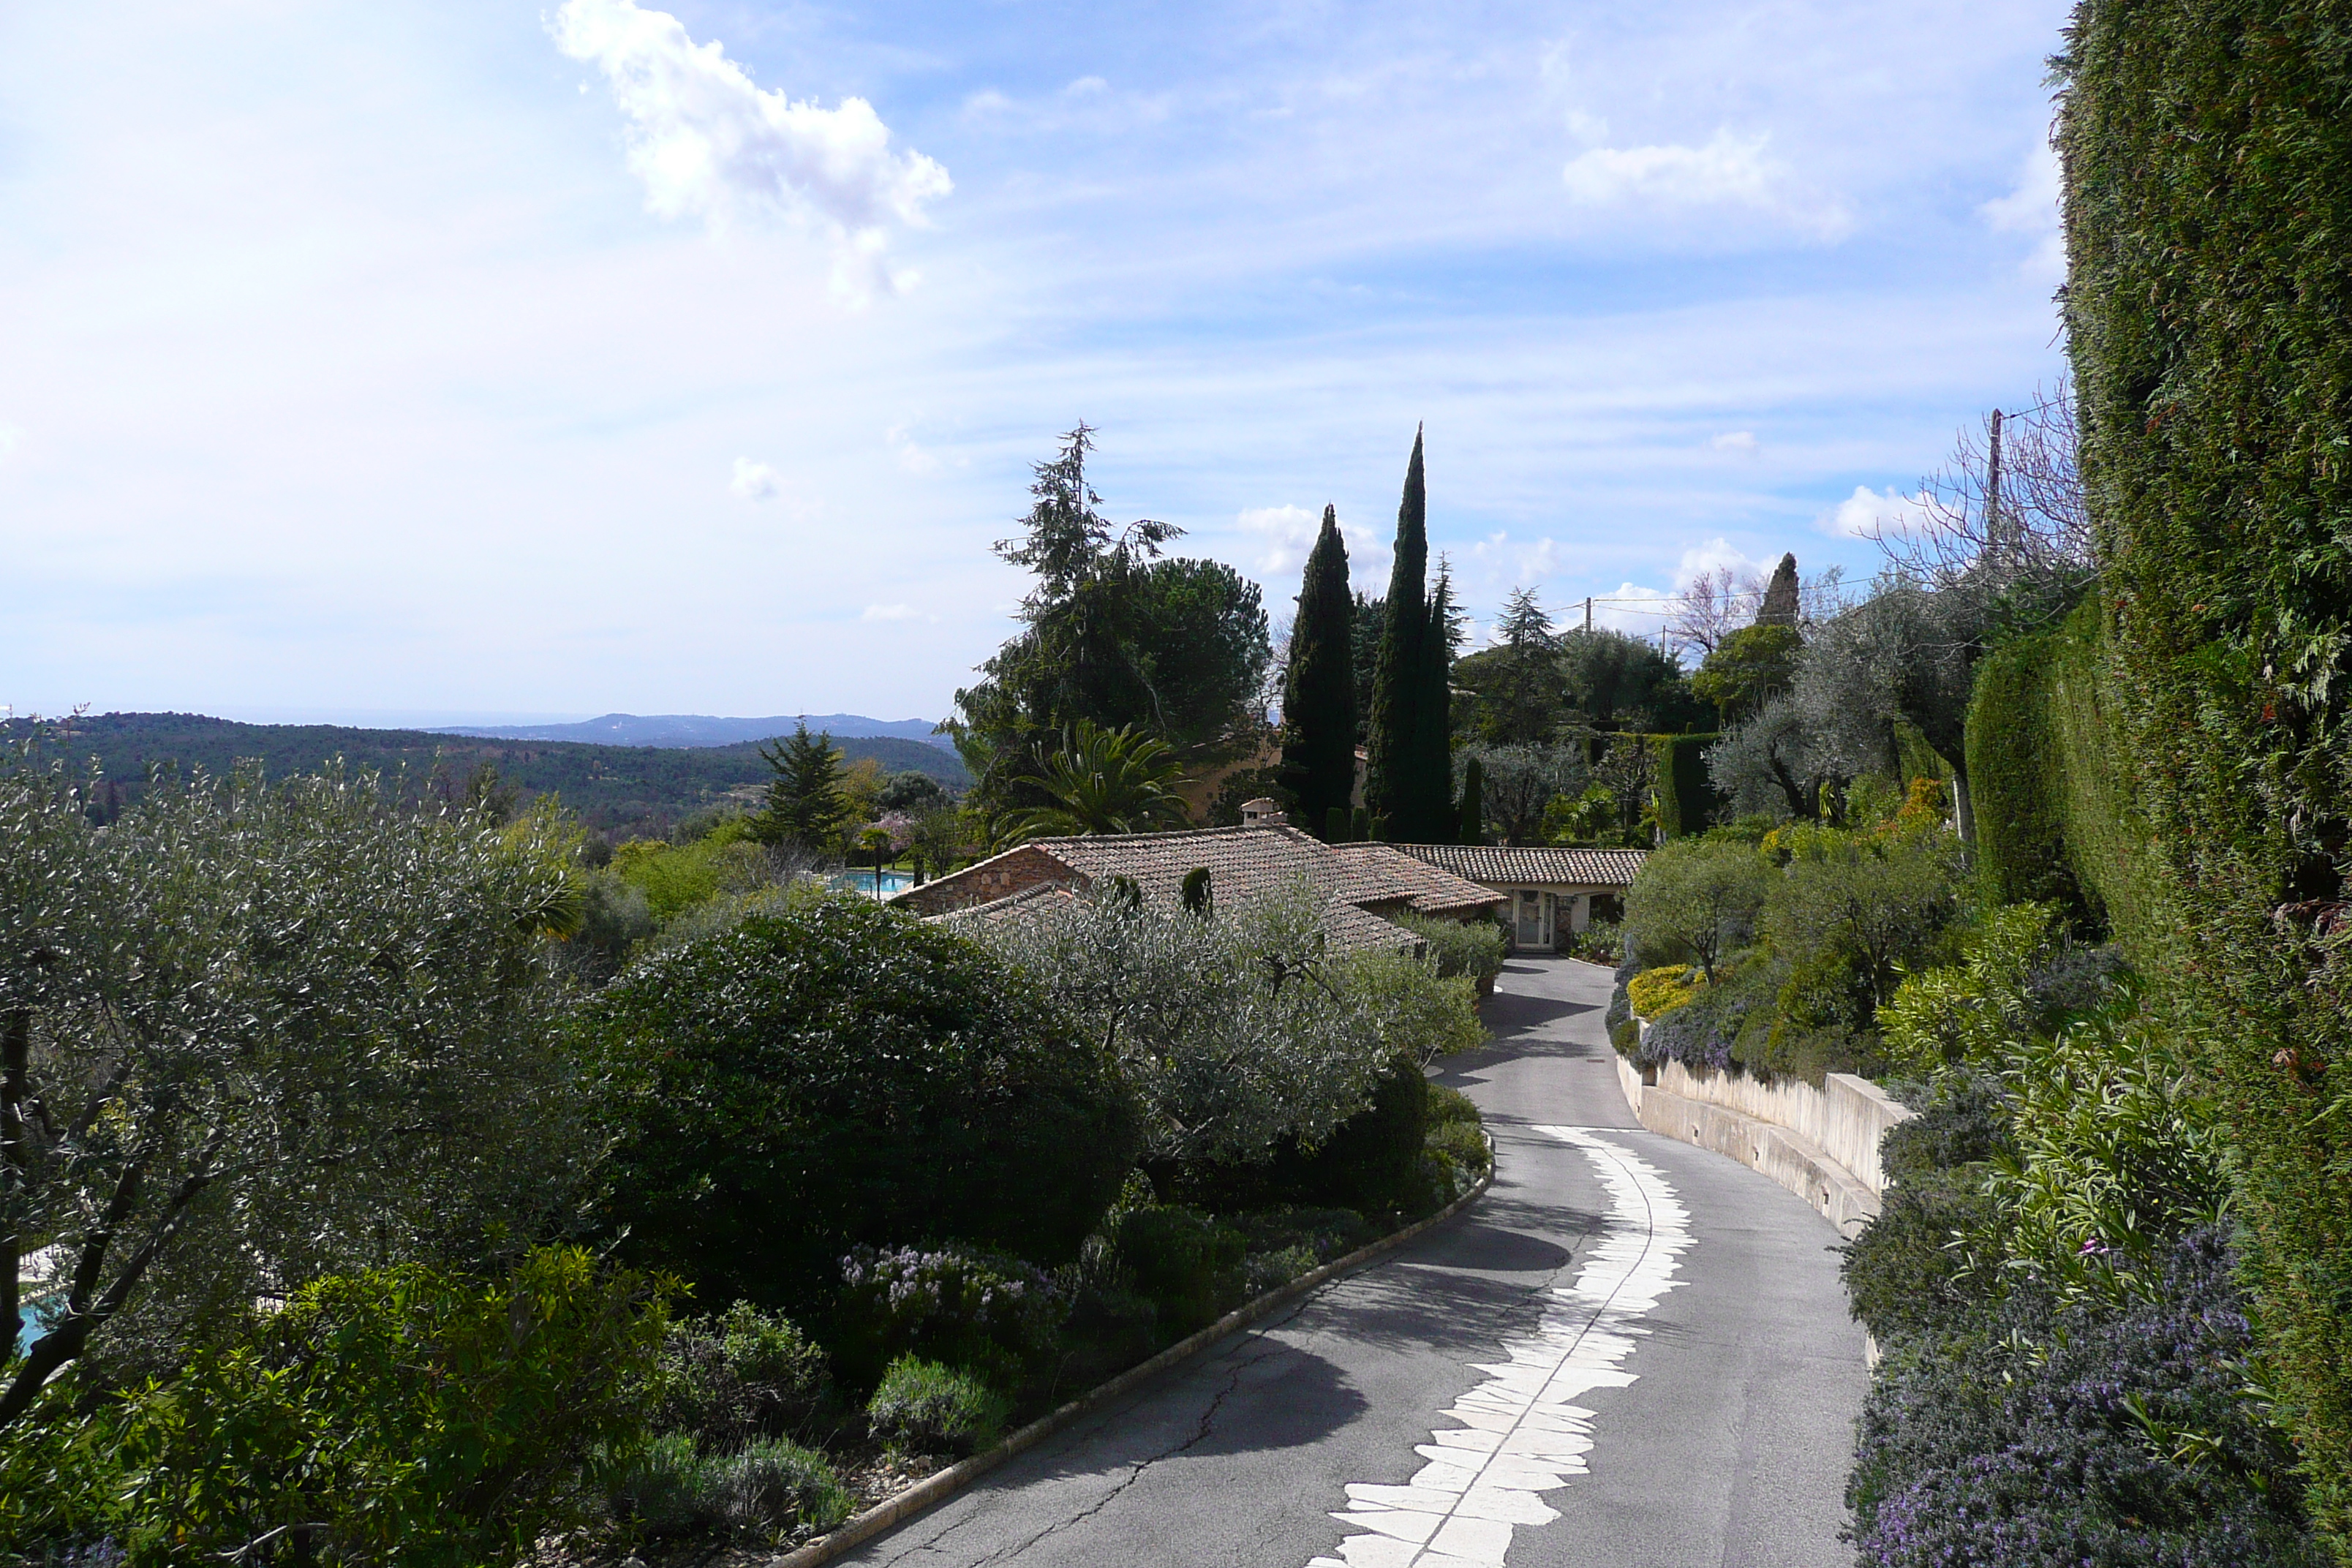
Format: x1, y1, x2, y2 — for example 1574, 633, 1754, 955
1, 712, 967, 838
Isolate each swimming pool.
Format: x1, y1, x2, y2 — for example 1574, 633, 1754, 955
834, 868, 917, 897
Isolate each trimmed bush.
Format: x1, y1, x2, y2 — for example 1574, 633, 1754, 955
865, 1356, 1012, 1456
1965, 632, 2093, 924
1112, 1206, 1248, 1337
1646, 732, 1723, 838
580, 895, 1139, 1318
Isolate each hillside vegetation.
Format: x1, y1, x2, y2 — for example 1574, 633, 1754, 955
2, 712, 967, 839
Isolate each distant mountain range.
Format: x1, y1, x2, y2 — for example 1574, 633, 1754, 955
429, 712, 951, 749
4, 712, 967, 840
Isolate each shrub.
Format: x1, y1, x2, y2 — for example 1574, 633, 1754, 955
1848, 1229, 2324, 1568
1341, 946, 1487, 1064
655, 1302, 832, 1447
1112, 1206, 1248, 1338
606, 1433, 851, 1545
1395, 911, 1505, 984
1877, 903, 2055, 1077
1626, 964, 1700, 1020
581, 895, 1138, 1319
1567, 917, 1624, 965
971, 882, 1405, 1164
1623, 837, 1771, 981
1762, 823, 1961, 1032
1, 1249, 669, 1567
865, 1356, 1013, 1456
1639, 961, 1773, 1073
834, 1245, 1066, 1388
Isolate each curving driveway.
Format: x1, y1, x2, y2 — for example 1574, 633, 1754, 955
832, 954, 1868, 1568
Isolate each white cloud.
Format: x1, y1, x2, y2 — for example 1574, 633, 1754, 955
1562, 128, 1847, 238
1710, 429, 1757, 455
1980, 140, 2063, 281
1064, 75, 1109, 97
1590, 583, 1677, 638
731, 456, 786, 502
1824, 483, 1935, 539
1674, 537, 1767, 587
0, 425, 21, 464
886, 423, 941, 475
862, 603, 920, 621
549, 0, 950, 294
1237, 503, 1321, 574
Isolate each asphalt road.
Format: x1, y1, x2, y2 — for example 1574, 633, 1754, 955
836, 954, 1869, 1568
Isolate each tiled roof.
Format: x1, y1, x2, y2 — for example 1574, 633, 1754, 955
1390, 843, 1648, 889
889, 824, 1504, 949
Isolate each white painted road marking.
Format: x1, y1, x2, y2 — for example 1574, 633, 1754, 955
1305, 1128, 1693, 1568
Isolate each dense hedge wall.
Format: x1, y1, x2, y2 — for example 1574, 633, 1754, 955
1648, 733, 1722, 838
2061, 0, 2352, 1548
1965, 631, 2089, 921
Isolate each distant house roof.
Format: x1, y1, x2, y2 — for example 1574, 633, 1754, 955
892, 823, 1503, 949
1390, 843, 1648, 890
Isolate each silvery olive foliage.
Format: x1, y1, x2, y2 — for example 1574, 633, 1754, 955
0, 754, 592, 1430
969, 881, 1464, 1166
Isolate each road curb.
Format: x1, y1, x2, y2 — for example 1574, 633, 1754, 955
773, 1134, 1497, 1567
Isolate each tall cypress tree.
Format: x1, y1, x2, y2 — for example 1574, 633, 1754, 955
1363, 429, 1428, 836
1280, 506, 1357, 837
1415, 562, 1459, 840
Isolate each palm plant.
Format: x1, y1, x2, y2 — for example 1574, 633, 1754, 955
1005, 720, 1189, 838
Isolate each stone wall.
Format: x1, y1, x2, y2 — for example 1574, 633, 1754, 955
1615, 1053, 1912, 1238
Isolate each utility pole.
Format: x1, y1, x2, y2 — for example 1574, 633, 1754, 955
1583, 596, 1593, 634
1985, 408, 2008, 565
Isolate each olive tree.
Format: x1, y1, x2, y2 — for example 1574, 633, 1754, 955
1621, 838, 1774, 982
1, 756, 592, 1431
970, 881, 1432, 1165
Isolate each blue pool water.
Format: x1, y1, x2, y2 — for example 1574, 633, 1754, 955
834, 868, 917, 897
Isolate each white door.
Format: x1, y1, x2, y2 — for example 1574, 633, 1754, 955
1516, 889, 1542, 947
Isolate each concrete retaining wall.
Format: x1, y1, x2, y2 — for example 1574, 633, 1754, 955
1615, 1052, 1912, 1239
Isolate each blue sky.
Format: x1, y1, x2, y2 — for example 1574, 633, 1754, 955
0, 0, 2070, 725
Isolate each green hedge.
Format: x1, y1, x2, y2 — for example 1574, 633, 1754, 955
1647, 733, 1722, 838
2062, 0, 2352, 1549
1965, 631, 2088, 921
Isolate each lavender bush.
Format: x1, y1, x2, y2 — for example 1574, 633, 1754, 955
1847, 1226, 2323, 1567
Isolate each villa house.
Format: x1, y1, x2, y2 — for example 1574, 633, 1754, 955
1387, 844, 1646, 952
889, 819, 1503, 950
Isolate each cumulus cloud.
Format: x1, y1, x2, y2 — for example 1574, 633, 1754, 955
1675, 537, 1768, 585
1824, 483, 1935, 539
549, 0, 950, 294
1980, 140, 2064, 281
1562, 128, 1847, 238
1588, 584, 1678, 638
731, 456, 786, 501
1237, 503, 1322, 574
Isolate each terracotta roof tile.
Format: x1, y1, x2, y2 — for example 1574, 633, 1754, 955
1388, 843, 1648, 889
889, 824, 1504, 949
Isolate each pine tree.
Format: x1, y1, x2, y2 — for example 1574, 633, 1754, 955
752, 723, 848, 848
1364, 429, 1428, 837
1280, 505, 1357, 837
1414, 561, 1459, 840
